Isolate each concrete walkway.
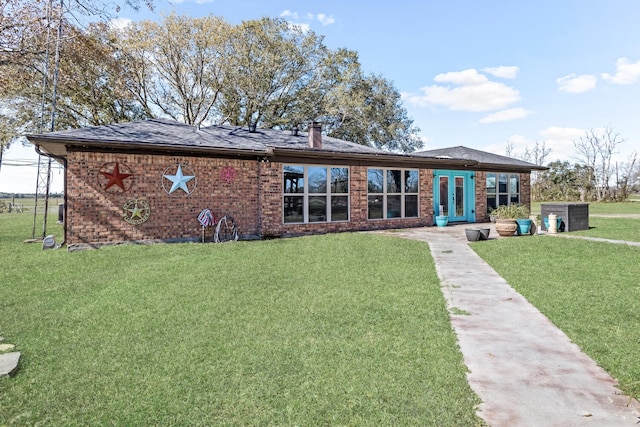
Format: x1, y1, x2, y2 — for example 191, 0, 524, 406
381, 224, 640, 426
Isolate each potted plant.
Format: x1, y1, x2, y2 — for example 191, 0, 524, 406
491, 204, 530, 236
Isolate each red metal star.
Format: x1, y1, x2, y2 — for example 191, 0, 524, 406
100, 162, 133, 191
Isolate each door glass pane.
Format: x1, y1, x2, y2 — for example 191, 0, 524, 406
368, 169, 383, 193
439, 176, 449, 216
308, 196, 327, 222
387, 195, 401, 218
308, 166, 327, 193
330, 196, 349, 221
284, 165, 304, 193
368, 195, 383, 219
387, 170, 402, 193
455, 176, 464, 217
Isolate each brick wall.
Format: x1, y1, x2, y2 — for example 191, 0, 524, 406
64, 150, 531, 247
475, 171, 488, 222
520, 172, 531, 208
66, 151, 260, 247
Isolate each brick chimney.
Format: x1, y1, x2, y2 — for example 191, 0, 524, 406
308, 121, 322, 149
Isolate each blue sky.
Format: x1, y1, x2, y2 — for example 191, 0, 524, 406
2, 0, 640, 193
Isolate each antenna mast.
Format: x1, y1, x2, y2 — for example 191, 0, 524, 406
32, 0, 63, 239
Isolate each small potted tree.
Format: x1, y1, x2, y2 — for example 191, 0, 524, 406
491, 204, 530, 236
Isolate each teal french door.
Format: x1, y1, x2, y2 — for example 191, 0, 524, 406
433, 170, 476, 223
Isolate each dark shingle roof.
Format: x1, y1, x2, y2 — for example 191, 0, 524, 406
28, 118, 387, 156
415, 146, 547, 171
28, 119, 544, 171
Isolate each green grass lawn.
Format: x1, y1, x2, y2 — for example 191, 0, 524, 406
471, 236, 640, 399
570, 217, 640, 242
0, 213, 482, 426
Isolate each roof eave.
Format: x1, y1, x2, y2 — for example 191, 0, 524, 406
269, 148, 478, 168
472, 162, 548, 172
27, 136, 269, 159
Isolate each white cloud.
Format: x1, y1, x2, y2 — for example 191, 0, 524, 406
601, 57, 640, 84
404, 69, 520, 112
434, 68, 488, 85
109, 17, 132, 30
482, 66, 519, 79
316, 13, 335, 26
479, 108, 531, 124
557, 73, 597, 93
539, 126, 585, 161
280, 10, 298, 19
281, 10, 335, 30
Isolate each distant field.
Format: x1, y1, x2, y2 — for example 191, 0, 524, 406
0, 196, 63, 214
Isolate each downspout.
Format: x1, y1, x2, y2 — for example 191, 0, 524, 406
257, 158, 262, 238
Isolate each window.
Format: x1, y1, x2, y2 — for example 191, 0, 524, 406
367, 168, 419, 219
486, 173, 520, 212
283, 165, 349, 223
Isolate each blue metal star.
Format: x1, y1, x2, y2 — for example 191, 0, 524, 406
163, 165, 195, 194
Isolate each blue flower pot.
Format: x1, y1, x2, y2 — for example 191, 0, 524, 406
435, 215, 449, 227
516, 218, 533, 235
543, 216, 563, 231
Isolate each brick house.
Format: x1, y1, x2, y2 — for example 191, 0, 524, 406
27, 119, 544, 250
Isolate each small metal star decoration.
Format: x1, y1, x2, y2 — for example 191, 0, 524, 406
123, 199, 150, 224
162, 164, 196, 195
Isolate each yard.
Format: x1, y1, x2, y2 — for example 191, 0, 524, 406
471, 215, 640, 399
0, 212, 482, 426
2, 201, 639, 424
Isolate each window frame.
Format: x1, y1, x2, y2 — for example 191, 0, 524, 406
486, 172, 520, 213
283, 165, 350, 224
367, 168, 419, 220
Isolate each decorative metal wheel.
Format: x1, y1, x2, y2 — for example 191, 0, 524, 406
214, 215, 239, 243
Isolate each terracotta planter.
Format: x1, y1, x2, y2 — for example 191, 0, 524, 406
495, 219, 518, 237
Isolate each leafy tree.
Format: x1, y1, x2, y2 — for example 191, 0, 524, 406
4, 11, 422, 153
118, 14, 231, 127
534, 161, 596, 201
220, 17, 328, 130
2, 20, 144, 135
119, 15, 422, 152
322, 73, 421, 152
